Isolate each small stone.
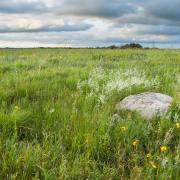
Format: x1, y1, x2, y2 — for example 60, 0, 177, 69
116, 92, 173, 119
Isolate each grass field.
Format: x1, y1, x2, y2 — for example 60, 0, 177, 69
0, 48, 180, 179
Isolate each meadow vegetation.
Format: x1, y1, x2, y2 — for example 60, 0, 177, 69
0, 48, 180, 179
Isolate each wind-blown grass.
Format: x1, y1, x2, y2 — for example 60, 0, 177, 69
0, 48, 179, 179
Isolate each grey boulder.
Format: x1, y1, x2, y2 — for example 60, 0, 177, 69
116, 92, 173, 119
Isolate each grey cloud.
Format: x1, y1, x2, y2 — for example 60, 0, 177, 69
1, 0, 180, 23
137, 25, 180, 36
58, 0, 137, 18
116, 14, 180, 27
143, 0, 180, 21
0, 22, 93, 33
0, 0, 47, 13
111, 0, 180, 38
0, 0, 137, 18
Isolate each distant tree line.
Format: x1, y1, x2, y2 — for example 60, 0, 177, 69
105, 43, 143, 49
102, 43, 161, 49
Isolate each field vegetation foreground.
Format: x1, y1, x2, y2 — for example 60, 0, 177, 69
0, 48, 180, 179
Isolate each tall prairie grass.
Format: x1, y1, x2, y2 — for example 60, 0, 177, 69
0, 48, 179, 179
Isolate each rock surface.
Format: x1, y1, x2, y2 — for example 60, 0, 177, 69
116, 92, 173, 119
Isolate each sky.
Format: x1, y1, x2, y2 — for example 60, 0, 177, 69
0, 0, 180, 48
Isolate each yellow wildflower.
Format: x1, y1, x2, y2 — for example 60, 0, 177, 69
150, 161, 157, 169
160, 146, 167, 153
176, 123, 180, 129
14, 106, 20, 111
146, 153, 151, 158
132, 139, 140, 146
121, 126, 127, 131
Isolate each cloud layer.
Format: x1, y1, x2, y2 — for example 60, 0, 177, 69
0, 0, 180, 47
0, 22, 93, 33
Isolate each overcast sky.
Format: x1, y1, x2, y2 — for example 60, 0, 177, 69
0, 0, 180, 47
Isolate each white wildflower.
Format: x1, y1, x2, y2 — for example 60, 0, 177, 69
77, 67, 160, 104
173, 112, 179, 121
98, 94, 106, 104
163, 128, 173, 144
161, 157, 169, 168
49, 108, 55, 113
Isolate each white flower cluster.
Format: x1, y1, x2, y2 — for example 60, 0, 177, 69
77, 67, 159, 104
